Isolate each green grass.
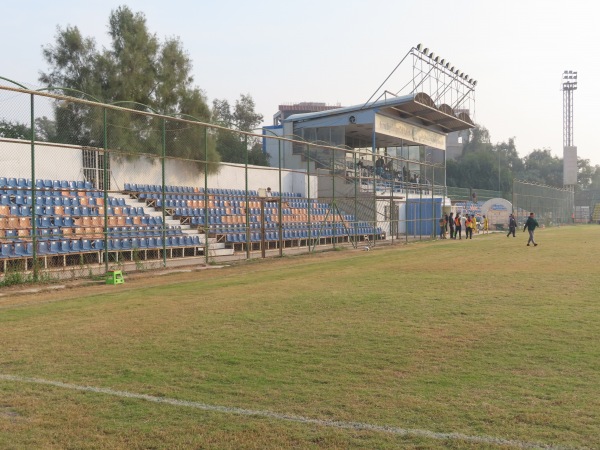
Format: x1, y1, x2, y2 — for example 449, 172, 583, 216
1, 226, 599, 448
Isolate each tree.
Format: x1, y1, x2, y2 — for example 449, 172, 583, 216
212, 94, 268, 166
40, 5, 218, 168
462, 124, 493, 155
577, 157, 595, 191
0, 120, 32, 140
0, 118, 57, 142
521, 149, 563, 186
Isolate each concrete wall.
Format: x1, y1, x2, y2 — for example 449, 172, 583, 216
1, 139, 317, 197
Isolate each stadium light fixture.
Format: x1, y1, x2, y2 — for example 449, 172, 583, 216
429, 52, 435, 59
422, 47, 429, 54
416, 43, 422, 51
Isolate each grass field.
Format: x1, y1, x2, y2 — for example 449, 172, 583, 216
1, 226, 600, 449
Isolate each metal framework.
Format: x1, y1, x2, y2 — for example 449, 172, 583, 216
562, 70, 577, 148
364, 44, 477, 119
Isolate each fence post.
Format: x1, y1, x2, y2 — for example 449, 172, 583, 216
204, 126, 209, 264
103, 108, 109, 273
30, 93, 38, 280
161, 118, 167, 268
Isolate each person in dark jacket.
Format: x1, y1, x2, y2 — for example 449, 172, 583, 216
523, 212, 539, 246
507, 214, 517, 237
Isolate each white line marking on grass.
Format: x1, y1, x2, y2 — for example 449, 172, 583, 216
0, 373, 576, 449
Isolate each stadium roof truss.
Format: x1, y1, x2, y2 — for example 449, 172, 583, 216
285, 92, 474, 151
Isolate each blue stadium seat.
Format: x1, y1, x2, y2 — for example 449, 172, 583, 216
48, 240, 60, 254
108, 239, 121, 251
81, 239, 92, 252
70, 240, 82, 253
121, 238, 132, 250
1, 243, 15, 258
58, 240, 71, 254
37, 240, 50, 255
37, 216, 52, 228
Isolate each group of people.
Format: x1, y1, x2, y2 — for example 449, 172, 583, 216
439, 212, 489, 240
357, 157, 429, 185
438, 211, 540, 246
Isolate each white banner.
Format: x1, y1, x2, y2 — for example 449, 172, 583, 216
375, 114, 446, 150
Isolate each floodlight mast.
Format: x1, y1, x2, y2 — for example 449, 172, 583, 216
561, 70, 578, 189
562, 70, 577, 148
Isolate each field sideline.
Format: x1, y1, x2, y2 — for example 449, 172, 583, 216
1, 226, 599, 449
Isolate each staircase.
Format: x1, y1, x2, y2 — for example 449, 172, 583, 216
113, 193, 234, 257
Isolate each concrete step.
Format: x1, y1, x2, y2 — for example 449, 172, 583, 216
208, 247, 235, 257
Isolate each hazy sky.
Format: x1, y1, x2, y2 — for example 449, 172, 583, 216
2, 0, 598, 164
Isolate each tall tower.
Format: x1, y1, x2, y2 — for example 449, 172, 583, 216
562, 70, 577, 186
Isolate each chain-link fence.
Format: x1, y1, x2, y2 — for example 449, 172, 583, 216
512, 179, 574, 227
1, 82, 453, 281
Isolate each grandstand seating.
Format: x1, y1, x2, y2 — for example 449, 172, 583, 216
0, 177, 201, 268
1, 177, 382, 272
124, 183, 381, 250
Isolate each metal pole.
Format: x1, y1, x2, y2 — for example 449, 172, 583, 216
103, 108, 109, 273
432, 163, 435, 239
372, 131, 377, 246
307, 144, 311, 251
161, 118, 167, 268
30, 93, 37, 280
278, 138, 283, 257
353, 151, 358, 248
332, 146, 336, 249
204, 127, 209, 264
260, 198, 266, 258
245, 135, 250, 260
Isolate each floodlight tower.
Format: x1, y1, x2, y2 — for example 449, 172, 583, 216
562, 70, 577, 187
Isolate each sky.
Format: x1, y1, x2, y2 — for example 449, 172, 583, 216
2, 0, 599, 165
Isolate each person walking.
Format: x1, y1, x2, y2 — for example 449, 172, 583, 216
449, 212, 455, 239
455, 213, 462, 240
482, 215, 489, 234
507, 214, 517, 237
523, 212, 539, 246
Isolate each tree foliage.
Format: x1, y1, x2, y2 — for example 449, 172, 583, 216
447, 124, 600, 193
39, 5, 218, 168
212, 94, 268, 166
0, 118, 57, 141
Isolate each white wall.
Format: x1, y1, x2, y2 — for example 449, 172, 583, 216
0, 139, 82, 181
1, 139, 317, 197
